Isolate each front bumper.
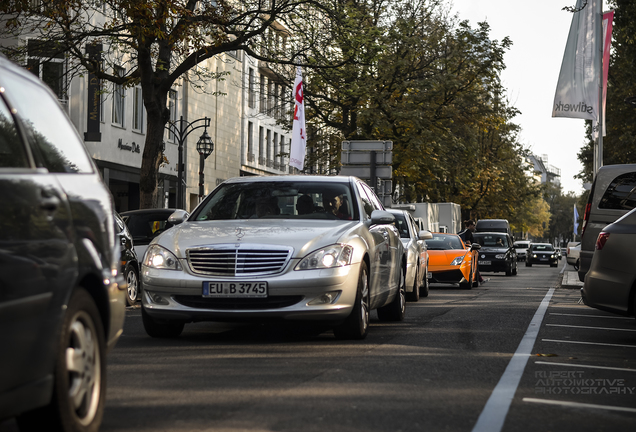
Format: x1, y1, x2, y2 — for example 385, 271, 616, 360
141, 262, 361, 322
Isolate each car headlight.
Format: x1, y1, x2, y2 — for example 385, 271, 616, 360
143, 245, 182, 270
495, 254, 505, 259
296, 244, 353, 270
551, 254, 555, 258
450, 256, 464, 266
533, 254, 537, 258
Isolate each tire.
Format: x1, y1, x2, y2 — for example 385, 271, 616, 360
420, 269, 430, 298
505, 263, 513, 276
125, 265, 139, 306
512, 262, 518, 275
142, 306, 184, 338
574, 259, 580, 271
334, 262, 370, 340
459, 269, 473, 290
472, 277, 479, 287
17, 288, 106, 432
377, 266, 406, 321
406, 267, 420, 302
526, 261, 532, 267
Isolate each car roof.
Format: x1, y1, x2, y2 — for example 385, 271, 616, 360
473, 232, 508, 236
120, 208, 179, 216
222, 175, 360, 184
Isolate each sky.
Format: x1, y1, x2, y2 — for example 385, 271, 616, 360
450, 0, 588, 195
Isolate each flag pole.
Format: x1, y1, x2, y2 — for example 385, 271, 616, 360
596, 0, 603, 174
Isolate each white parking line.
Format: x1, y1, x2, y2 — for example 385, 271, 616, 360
534, 360, 636, 373
546, 323, 636, 332
471, 288, 555, 432
523, 398, 636, 413
542, 339, 636, 348
549, 313, 632, 320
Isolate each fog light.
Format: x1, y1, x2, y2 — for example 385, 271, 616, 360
145, 290, 170, 306
308, 291, 341, 305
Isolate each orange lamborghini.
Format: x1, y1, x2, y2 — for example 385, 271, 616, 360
424, 233, 481, 289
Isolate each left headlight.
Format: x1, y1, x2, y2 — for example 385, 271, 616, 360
495, 254, 505, 259
296, 244, 353, 270
143, 245, 182, 270
450, 255, 464, 266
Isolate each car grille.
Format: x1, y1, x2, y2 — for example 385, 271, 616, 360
174, 295, 303, 310
187, 245, 292, 276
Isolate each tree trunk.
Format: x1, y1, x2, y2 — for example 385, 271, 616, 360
139, 112, 167, 209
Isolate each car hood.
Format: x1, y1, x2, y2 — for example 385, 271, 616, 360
153, 219, 360, 259
428, 249, 468, 264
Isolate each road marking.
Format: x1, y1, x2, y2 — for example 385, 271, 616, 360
472, 287, 555, 432
534, 360, 636, 372
549, 313, 632, 320
542, 338, 636, 348
546, 323, 636, 332
522, 398, 636, 413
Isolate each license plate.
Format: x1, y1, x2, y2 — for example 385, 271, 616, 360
540, 258, 548, 261
478, 261, 491, 265
203, 281, 268, 298
427, 272, 432, 279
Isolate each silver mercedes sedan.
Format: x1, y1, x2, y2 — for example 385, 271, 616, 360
140, 176, 405, 339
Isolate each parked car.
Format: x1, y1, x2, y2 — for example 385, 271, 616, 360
120, 208, 186, 262
526, 243, 558, 267
0, 56, 125, 431
579, 164, 636, 281
115, 213, 140, 306
387, 209, 433, 300
582, 207, 636, 322
513, 240, 531, 262
473, 232, 518, 276
475, 219, 511, 236
424, 233, 481, 289
140, 176, 406, 340
567, 241, 581, 269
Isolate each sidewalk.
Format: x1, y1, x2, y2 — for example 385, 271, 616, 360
561, 270, 584, 288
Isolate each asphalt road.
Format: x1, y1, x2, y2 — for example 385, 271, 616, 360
2, 259, 635, 431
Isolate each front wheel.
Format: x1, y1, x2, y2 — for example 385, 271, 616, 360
406, 267, 420, 302
377, 266, 406, 321
334, 262, 370, 340
125, 265, 139, 306
17, 288, 106, 432
420, 269, 430, 298
526, 261, 532, 267
574, 259, 580, 271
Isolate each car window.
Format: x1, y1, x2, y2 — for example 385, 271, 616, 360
598, 172, 636, 210
425, 233, 464, 250
474, 234, 509, 247
192, 181, 358, 221
355, 182, 374, 220
392, 212, 410, 239
361, 182, 385, 211
532, 244, 554, 251
125, 213, 174, 242
0, 94, 29, 168
1, 69, 93, 173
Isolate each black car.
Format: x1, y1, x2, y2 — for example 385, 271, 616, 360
0, 55, 125, 431
120, 208, 186, 263
115, 213, 140, 306
473, 232, 518, 276
526, 243, 559, 267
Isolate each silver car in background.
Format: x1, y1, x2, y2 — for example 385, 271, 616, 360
582, 207, 636, 322
387, 209, 432, 301
141, 176, 406, 340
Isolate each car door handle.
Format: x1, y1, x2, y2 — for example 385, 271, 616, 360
40, 190, 60, 212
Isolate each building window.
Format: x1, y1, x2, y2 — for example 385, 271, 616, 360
26, 39, 66, 102
273, 132, 278, 169
259, 76, 267, 113
279, 134, 285, 167
247, 121, 254, 161
248, 68, 255, 109
266, 129, 272, 166
258, 126, 264, 165
132, 87, 144, 132
111, 66, 125, 126
168, 89, 178, 142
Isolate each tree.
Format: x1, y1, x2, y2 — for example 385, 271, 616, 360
577, 0, 636, 181
0, 0, 342, 207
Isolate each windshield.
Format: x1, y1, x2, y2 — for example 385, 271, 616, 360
191, 181, 359, 221
474, 233, 509, 248
531, 244, 554, 251
392, 213, 411, 239
424, 233, 465, 250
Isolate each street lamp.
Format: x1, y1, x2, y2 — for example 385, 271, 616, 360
165, 116, 211, 209
196, 128, 214, 202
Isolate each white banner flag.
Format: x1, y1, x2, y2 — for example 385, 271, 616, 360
552, 0, 600, 120
289, 66, 306, 170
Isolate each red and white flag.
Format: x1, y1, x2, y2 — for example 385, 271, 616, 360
289, 66, 306, 170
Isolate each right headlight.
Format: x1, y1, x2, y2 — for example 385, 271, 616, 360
295, 244, 353, 270
143, 245, 182, 270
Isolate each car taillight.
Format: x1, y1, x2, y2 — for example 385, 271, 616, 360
595, 232, 610, 250
580, 202, 592, 237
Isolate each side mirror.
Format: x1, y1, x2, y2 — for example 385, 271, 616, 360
471, 243, 481, 251
418, 230, 433, 240
370, 210, 395, 225
168, 209, 190, 225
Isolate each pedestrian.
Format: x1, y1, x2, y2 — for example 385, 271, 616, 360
458, 219, 488, 284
